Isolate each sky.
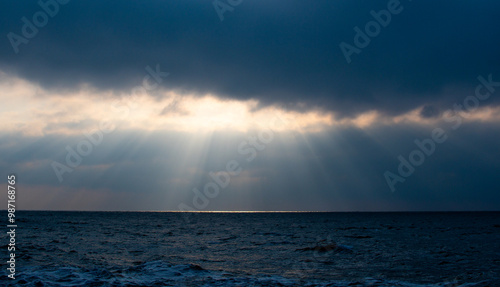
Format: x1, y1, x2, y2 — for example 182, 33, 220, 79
1, 0, 500, 211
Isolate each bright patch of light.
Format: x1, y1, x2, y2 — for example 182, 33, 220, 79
0, 73, 334, 135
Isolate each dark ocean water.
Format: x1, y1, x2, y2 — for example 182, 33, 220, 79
1, 211, 500, 286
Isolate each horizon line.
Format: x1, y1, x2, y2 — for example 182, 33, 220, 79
3, 209, 500, 213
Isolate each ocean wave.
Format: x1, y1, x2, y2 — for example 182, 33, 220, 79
1, 261, 493, 287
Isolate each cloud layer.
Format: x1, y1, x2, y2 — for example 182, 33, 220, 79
2, 0, 500, 117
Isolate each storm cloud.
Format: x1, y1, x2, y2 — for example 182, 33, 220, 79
1, 0, 500, 117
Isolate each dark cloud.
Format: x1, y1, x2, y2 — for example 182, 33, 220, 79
160, 99, 189, 116
1, 0, 500, 117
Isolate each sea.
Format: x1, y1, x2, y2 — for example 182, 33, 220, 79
1, 211, 499, 286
